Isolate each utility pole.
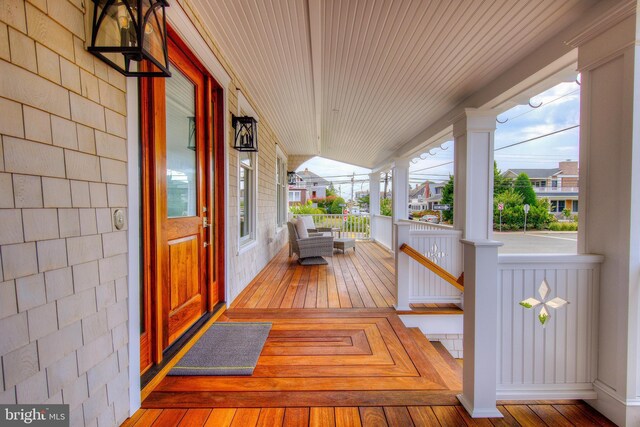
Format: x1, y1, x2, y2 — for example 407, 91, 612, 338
351, 172, 355, 202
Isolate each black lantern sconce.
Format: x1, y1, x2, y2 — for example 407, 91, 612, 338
232, 115, 258, 152
287, 172, 297, 186
88, 0, 171, 77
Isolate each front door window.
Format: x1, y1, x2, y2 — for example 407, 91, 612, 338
166, 68, 197, 218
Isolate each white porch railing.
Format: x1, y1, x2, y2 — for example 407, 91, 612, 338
533, 186, 579, 193
371, 214, 393, 250
496, 254, 602, 399
395, 222, 464, 308
293, 214, 370, 240
399, 218, 454, 231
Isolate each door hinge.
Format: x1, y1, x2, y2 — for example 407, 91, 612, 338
203, 216, 209, 228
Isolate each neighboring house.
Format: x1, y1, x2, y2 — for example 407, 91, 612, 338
503, 161, 579, 216
288, 168, 330, 206
409, 181, 446, 211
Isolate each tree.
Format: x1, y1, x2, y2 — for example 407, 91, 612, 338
493, 161, 512, 196
329, 196, 346, 214
326, 182, 337, 197
357, 193, 369, 209
441, 175, 454, 222
514, 173, 537, 206
380, 198, 392, 216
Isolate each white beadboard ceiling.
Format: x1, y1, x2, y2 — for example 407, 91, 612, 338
185, 0, 595, 168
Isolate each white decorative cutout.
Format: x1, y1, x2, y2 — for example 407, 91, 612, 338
425, 243, 446, 262
519, 279, 569, 327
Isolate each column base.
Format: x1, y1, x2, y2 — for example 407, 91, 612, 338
457, 394, 503, 418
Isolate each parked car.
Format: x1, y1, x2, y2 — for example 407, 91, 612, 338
419, 215, 439, 224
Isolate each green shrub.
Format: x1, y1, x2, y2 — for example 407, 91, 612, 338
329, 197, 347, 214
289, 201, 325, 215
549, 222, 578, 231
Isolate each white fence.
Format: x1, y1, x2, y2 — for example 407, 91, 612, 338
496, 254, 602, 399
293, 214, 370, 240
372, 215, 393, 250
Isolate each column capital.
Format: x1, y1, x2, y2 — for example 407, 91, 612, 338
565, 0, 635, 49
392, 157, 411, 169
452, 108, 498, 138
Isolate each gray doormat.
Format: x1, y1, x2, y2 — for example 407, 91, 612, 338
298, 256, 328, 265
169, 322, 271, 376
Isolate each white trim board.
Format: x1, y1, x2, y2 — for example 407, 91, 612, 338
126, 79, 142, 416
399, 314, 463, 335
166, 3, 232, 89
497, 383, 597, 400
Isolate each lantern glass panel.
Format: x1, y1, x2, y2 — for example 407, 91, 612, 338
89, 0, 170, 77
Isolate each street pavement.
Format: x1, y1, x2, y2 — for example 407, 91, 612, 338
495, 231, 577, 254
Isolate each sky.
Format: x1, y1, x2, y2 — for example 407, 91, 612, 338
297, 80, 581, 200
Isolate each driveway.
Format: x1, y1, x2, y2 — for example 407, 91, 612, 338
495, 231, 577, 254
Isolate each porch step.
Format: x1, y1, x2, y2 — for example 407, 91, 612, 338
396, 303, 463, 315
407, 327, 461, 390
431, 341, 462, 378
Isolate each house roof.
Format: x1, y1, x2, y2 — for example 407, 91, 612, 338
504, 168, 562, 179
296, 169, 330, 186
410, 182, 429, 198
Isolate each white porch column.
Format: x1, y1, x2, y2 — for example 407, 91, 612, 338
453, 108, 502, 418
453, 109, 498, 240
369, 172, 381, 241
569, 5, 640, 426
458, 239, 502, 418
391, 158, 410, 253
394, 223, 411, 310
391, 158, 410, 222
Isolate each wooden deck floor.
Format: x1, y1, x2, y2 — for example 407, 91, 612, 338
231, 242, 396, 309
125, 402, 615, 426
144, 309, 461, 409
131, 242, 616, 426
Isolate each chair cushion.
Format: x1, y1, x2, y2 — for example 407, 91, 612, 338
300, 216, 315, 230
294, 217, 309, 239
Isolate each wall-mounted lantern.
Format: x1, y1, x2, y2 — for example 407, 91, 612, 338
232, 115, 258, 152
88, 0, 171, 77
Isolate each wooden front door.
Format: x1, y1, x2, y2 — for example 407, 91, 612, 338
140, 30, 225, 373
161, 47, 207, 347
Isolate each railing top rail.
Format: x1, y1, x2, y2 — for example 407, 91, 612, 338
398, 219, 455, 230
399, 243, 464, 292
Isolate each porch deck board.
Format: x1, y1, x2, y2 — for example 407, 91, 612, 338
134, 241, 617, 427
230, 242, 395, 310
126, 404, 606, 426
